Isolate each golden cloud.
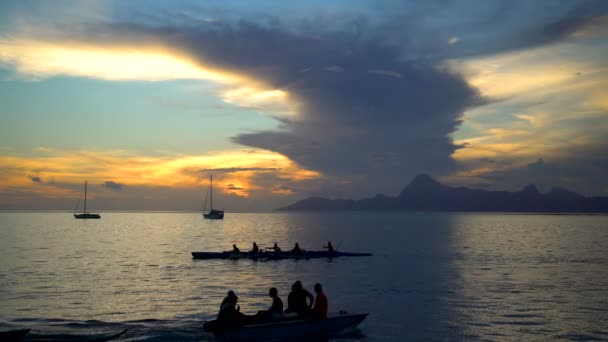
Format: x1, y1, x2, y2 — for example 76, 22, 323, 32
0, 38, 296, 116
0, 148, 322, 201
450, 37, 608, 178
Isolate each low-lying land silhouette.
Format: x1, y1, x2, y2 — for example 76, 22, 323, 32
278, 174, 608, 213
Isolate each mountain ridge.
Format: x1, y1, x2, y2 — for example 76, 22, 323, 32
278, 174, 608, 213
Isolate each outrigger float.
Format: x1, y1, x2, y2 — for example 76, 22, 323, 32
191, 250, 372, 260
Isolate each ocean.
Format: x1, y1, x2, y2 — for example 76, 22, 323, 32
1, 212, 607, 341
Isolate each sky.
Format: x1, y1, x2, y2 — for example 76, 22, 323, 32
1, 0, 607, 211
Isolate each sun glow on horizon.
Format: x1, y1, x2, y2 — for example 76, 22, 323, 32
0, 148, 322, 204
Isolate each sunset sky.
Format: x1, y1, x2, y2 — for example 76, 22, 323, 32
1, 0, 607, 211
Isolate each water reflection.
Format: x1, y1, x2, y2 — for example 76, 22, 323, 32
447, 214, 608, 341
1, 212, 607, 341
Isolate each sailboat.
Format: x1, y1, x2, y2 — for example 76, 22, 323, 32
203, 175, 224, 220
74, 180, 101, 219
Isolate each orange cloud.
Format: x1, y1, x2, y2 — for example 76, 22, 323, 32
0, 148, 322, 202
449, 37, 608, 182
0, 38, 296, 117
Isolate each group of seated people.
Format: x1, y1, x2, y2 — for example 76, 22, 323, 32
216, 281, 329, 329
231, 241, 335, 254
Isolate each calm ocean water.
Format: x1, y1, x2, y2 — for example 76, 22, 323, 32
1, 212, 607, 341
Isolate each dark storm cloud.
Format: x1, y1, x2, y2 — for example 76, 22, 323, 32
28, 1, 608, 197
129, 4, 604, 197
371, 0, 608, 60
527, 158, 545, 172
103, 181, 124, 190
475, 143, 608, 196
274, 184, 296, 193
171, 22, 481, 195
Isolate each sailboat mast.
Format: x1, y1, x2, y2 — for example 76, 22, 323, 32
84, 180, 88, 214
210, 175, 213, 210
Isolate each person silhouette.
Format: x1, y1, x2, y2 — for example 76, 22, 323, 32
217, 290, 245, 329
266, 287, 284, 320
291, 243, 303, 253
323, 241, 335, 253
285, 280, 313, 317
313, 283, 328, 319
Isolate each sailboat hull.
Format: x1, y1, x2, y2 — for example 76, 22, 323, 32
202, 175, 225, 219
74, 213, 101, 219
74, 180, 100, 219
203, 210, 224, 219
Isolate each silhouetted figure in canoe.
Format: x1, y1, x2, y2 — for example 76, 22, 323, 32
271, 242, 282, 253
257, 287, 283, 322
220, 290, 238, 311
232, 244, 240, 253
323, 241, 335, 254
251, 242, 259, 254
291, 242, 303, 254
217, 291, 246, 330
313, 283, 328, 319
267, 287, 284, 318
285, 280, 313, 317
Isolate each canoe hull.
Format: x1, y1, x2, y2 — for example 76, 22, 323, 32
192, 250, 372, 260
74, 213, 101, 219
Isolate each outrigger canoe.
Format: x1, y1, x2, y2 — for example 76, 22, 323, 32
204, 312, 367, 341
191, 250, 372, 260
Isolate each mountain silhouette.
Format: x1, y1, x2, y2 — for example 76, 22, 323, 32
278, 174, 608, 213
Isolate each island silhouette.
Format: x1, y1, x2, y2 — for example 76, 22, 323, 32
278, 174, 608, 213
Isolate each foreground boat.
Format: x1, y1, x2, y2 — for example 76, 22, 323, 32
191, 250, 373, 260
204, 313, 367, 341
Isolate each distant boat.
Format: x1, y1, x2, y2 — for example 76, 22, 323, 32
74, 180, 101, 219
203, 175, 224, 219
191, 250, 373, 260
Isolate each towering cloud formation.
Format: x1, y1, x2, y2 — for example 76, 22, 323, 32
2, 0, 607, 204
171, 23, 481, 196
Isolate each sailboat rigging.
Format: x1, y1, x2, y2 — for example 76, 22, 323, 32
74, 180, 101, 219
203, 175, 224, 220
